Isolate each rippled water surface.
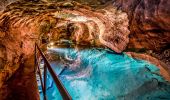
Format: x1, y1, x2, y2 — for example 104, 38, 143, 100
38, 47, 170, 100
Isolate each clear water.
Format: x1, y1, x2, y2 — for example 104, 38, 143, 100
38, 47, 170, 100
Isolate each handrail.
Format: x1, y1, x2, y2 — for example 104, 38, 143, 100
34, 43, 72, 100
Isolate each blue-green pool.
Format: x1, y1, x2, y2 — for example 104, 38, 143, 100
38, 47, 170, 100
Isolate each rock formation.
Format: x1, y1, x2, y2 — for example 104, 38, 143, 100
113, 0, 170, 53
126, 52, 170, 81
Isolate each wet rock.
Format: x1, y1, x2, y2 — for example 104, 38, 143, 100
121, 78, 159, 100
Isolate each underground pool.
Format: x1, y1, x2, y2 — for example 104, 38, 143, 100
37, 46, 170, 100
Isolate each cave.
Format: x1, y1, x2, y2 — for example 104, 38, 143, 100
0, 0, 170, 100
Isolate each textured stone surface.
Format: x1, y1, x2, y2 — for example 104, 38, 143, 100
113, 0, 170, 52
0, 0, 16, 10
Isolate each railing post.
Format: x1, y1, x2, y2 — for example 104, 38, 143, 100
35, 43, 72, 100
37, 62, 45, 99
44, 63, 47, 100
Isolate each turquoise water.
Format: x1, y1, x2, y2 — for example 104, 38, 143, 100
38, 47, 170, 100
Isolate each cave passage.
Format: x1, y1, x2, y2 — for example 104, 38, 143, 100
37, 45, 170, 100
1, 0, 170, 100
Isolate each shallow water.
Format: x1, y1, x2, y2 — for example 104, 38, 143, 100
38, 47, 170, 100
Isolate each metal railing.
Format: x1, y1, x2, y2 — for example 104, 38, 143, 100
34, 43, 72, 100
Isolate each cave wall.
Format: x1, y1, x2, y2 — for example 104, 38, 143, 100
113, 0, 170, 53
0, 0, 17, 10
0, 0, 129, 78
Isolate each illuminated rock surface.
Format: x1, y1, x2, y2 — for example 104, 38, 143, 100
113, 0, 170, 64
0, 0, 169, 100
0, 0, 129, 89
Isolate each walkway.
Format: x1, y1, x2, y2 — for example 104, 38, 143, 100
5, 56, 39, 100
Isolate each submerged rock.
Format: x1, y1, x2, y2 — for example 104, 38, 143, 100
126, 52, 170, 81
